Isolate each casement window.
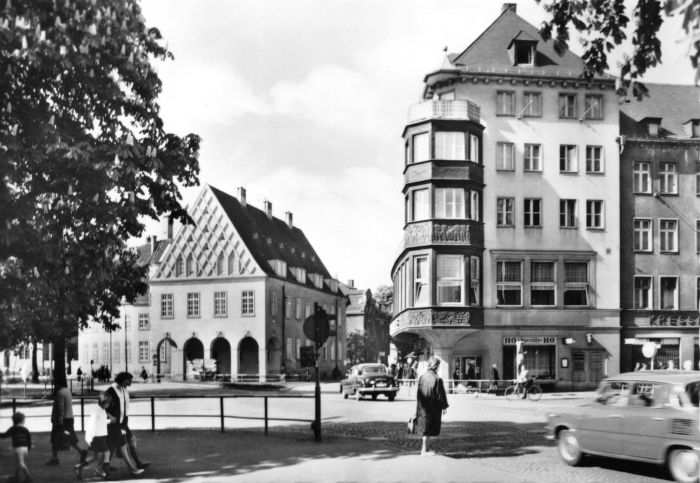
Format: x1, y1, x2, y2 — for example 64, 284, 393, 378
634, 219, 652, 252
584, 95, 603, 119
214, 292, 227, 317
271, 292, 278, 316
660, 277, 679, 310
496, 142, 515, 170
496, 261, 522, 306
522, 92, 541, 117
515, 44, 534, 65
187, 293, 200, 317
414, 256, 429, 307
497, 198, 515, 226
634, 276, 652, 309
126, 342, 131, 364
161, 294, 173, 318
659, 220, 678, 252
412, 188, 430, 221
186, 255, 195, 276
285, 296, 291, 319
559, 145, 577, 172
586, 200, 604, 229
586, 146, 603, 173
138, 313, 150, 330
633, 162, 651, 193
124, 314, 131, 330
435, 188, 465, 218
496, 91, 515, 116
470, 191, 479, 221
113, 342, 120, 364
524, 199, 541, 227
286, 338, 292, 361
470, 257, 480, 306
139, 342, 149, 362
306, 301, 312, 318
102, 343, 109, 364
531, 262, 556, 306
659, 164, 677, 194
216, 254, 224, 275
295, 298, 302, 319
435, 132, 466, 160
559, 94, 577, 118
296, 338, 301, 360
437, 255, 463, 305
176, 256, 184, 277
82, 344, 88, 364
469, 135, 479, 162
560, 199, 577, 228
524, 144, 541, 171
564, 262, 589, 306
412, 132, 430, 163
92, 343, 98, 363
242, 291, 255, 315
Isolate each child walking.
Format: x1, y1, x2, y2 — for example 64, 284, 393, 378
0, 411, 32, 482
75, 392, 112, 480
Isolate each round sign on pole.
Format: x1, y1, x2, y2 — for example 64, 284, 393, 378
642, 342, 657, 359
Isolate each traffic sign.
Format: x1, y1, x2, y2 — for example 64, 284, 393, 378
300, 346, 315, 368
303, 308, 330, 344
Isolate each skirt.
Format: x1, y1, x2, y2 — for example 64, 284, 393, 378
88, 436, 109, 453
106, 423, 126, 448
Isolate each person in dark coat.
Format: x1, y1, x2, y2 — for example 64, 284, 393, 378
416, 357, 449, 456
488, 364, 499, 393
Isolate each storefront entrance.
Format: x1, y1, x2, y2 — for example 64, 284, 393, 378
572, 350, 604, 390
629, 338, 679, 370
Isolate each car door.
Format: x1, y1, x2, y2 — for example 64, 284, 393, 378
576, 381, 629, 455
619, 382, 671, 460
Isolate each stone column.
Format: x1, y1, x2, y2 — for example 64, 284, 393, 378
231, 349, 239, 380
258, 348, 268, 382
431, 348, 453, 381
170, 350, 183, 382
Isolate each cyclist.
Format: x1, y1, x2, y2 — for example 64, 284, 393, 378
514, 365, 533, 399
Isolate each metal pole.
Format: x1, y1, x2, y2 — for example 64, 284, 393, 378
314, 302, 322, 442
81, 398, 85, 431
150, 397, 155, 432
264, 397, 268, 435
220, 397, 224, 433
12, 398, 16, 414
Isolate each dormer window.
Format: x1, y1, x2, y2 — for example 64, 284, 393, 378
642, 117, 662, 137
508, 32, 538, 67
309, 273, 323, 289
515, 43, 533, 65
325, 279, 338, 293
268, 259, 287, 278
291, 267, 306, 283
684, 119, 700, 138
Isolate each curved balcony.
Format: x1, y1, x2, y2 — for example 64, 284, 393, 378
408, 100, 480, 124
404, 160, 483, 185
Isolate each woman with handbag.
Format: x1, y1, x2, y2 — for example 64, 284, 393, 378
416, 357, 449, 456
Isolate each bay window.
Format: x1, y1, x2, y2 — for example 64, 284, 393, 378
412, 132, 430, 163
435, 188, 465, 219
412, 188, 430, 221
437, 255, 462, 305
470, 257, 480, 306
414, 257, 429, 307
435, 132, 466, 160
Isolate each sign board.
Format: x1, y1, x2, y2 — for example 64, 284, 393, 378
300, 346, 315, 368
503, 337, 557, 345
303, 313, 330, 343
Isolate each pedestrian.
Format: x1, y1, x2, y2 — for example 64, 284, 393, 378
404, 364, 415, 386
452, 366, 461, 381
683, 360, 693, 371
105, 366, 111, 381
76, 391, 112, 479
0, 412, 32, 483
90, 360, 97, 379
416, 357, 449, 457
46, 376, 88, 467
488, 364, 499, 393
633, 363, 640, 372
77, 367, 83, 382
140, 367, 148, 383
667, 360, 676, 370
390, 363, 397, 378
106, 372, 149, 473
640, 363, 647, 371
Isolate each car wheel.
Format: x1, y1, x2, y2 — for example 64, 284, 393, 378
388, 394, 395, 402
668, 448, 700, 483
343, 392, 348, 399
339, 384, 343, 393
371, 394, 378, 400
558, 430, 582, 466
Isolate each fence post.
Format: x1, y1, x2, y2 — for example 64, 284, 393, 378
12, 398, 16, 414
264, 397, 268, 435
220, 397, 224, 433
81, 398, 85, 431
150, 397, 155, 432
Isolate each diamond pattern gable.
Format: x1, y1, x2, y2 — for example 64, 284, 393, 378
154, 185, 259, 280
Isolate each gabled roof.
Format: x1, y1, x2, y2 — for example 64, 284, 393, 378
620, 84, 700, 140
209, 186, 332, 284
452, 8, 585, 75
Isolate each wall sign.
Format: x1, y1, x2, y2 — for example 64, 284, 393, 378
504, 337, 557, 345
650, 314, 700, 327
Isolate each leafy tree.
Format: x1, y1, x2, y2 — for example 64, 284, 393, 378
374, 285, 393, 318
537, 0, 700, 97
0, 0, 200, 377
346, 329, 380, 365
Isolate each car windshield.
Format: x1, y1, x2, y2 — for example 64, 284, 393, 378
685, 382, 700, 407
362, 366, 387, 375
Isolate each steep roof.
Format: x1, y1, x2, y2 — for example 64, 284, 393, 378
620, 83, 700, 139
452, 8, 586, 75
208, 185, 332, 282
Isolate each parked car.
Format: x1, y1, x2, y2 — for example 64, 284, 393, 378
546, 371, 700, 483
340, 364, 399, 401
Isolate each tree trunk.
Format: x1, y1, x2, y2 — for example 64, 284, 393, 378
31, 340, 39, 383
52, 337, 66, 384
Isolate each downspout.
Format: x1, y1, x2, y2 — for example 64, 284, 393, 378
281, 283, 286, 374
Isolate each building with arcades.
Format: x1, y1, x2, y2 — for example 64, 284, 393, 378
391, 3, 622, 390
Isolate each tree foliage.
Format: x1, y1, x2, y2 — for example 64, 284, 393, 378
346, 329, 380, 366
537, 0, 700, 97
374, 285, 393, 318
0, 0, 200, 373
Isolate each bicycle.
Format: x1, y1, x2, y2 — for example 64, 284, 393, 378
505, 380, 542, 401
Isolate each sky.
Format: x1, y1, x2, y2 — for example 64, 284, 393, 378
135, 0, 696, 291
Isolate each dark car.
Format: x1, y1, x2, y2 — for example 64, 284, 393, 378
546, 371, 700, 483
340, 364, 399, 401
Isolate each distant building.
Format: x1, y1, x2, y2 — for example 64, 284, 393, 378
341, 281, 390, 365
619, 84, 700, 371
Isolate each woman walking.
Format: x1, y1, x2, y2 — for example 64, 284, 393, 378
416, 357, 449, 456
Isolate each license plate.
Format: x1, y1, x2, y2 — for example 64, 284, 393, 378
376, 383, 387, 387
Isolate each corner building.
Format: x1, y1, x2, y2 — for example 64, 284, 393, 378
391, 4, 621, 389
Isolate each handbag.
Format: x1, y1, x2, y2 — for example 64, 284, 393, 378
407, 415, 417, 434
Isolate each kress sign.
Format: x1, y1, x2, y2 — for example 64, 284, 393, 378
650, 314, 700, 327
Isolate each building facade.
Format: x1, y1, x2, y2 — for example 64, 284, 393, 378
341, 282, 390, 365
391, 3, 622, 389
619, 84, 700, 371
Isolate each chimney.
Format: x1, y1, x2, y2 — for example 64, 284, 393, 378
348, 279, 355, 288
502, 3, 516, 13
285, 211, 293, 229
264, 199, 272, 219
151, 235, 158, 254
238, 187, 246, 207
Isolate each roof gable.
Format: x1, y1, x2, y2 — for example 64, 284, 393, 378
620, 84, 700, 139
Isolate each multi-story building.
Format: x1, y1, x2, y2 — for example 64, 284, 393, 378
341, 281, 390, 365
391, 3, 621, 389
619, 84, 700, 371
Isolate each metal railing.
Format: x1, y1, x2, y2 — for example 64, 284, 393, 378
2, 394, 314, 435
407, 100, 481, 123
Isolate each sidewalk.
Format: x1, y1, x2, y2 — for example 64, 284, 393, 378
0, 429, 541, 483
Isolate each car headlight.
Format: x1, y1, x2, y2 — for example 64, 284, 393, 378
547, 413, 558, 418
370, 380, 376, 385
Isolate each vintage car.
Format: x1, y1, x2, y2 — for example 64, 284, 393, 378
340, 363, 399, 401
546, 371, 700, 483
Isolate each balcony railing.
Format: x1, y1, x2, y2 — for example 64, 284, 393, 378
408, 100, 480, 124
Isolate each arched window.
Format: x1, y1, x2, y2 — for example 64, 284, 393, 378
216, 253, 224, 275
228, 253, 237, 275
186, 255, 194, 276
176, 256, 184, 277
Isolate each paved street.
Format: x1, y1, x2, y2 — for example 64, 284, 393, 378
0, 382, 679, 482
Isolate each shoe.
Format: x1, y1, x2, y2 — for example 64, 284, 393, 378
93, 468, 106, 478
129, 469, 144, 476
420, 450, 437, 457
74, 463, 83, 480
45, 459, 60, 466
136, 462, 151, 470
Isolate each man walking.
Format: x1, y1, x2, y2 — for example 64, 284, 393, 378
106, 372, 149, 474
46, 376, 88, 467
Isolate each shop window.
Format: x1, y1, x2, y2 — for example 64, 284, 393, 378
522, 345, 556, 380
564, 262, 589, 306
531, 262, 555, 306
660, 277, 678, 310
437, 255, 462, 305
496, 261, 522, 306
